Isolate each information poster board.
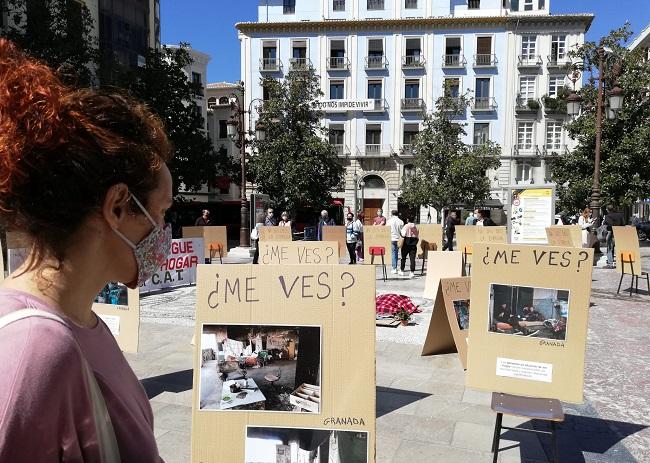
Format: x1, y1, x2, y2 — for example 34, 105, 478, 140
423, 251, 463, 300
475, 226, 508, 244
466, 244, 593, 403
418, 224, 443, 251
192, 264, 376, 463
258, 241, 339, 265
613, 226, 642, 275
322, 226, 347, 258
508, 186, 555, 245
546, 226, 582, 248
140, 238, 204, 294
362, 225, 391, 265
259, 226, 292, 242
94, 283, 141, 353
454, 226, 477, 254
440, 277, 471, 369
182, 226, 228, 259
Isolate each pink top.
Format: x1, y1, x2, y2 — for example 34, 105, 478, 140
0, 288, 162, 462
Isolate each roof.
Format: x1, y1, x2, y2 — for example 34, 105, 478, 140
629, 23, 650, 50
236, 13, 594, 34
206, 82, 241, 89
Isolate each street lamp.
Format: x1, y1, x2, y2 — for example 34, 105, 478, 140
227, 81, 266, 248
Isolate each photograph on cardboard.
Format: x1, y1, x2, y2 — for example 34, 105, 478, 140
488, 284, 569, 340
245, 426, 368, 463
94, 282, 128, 306
452, 299, 470, 330
199, 324, 321, 413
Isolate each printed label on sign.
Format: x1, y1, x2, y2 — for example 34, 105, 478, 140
98, 314, 121, 336
496, 357, 553, 383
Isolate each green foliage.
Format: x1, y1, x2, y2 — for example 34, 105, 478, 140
400, 93, 501, 218
249, 68, 345, 213
551, 23, 650, 211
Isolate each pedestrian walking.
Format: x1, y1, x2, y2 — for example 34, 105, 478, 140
387, 210, 404, 274
442, 212, 458, 251
603, 204, 625, 268
356, 211, 365, 262
345, 212, 362, 264
264, 207, 278, 226
317, 209, 335, 240
578, 207, 594, 248
373, 209, 387, 226
399, 217, 419, 277
0, 40, 169, 461
195, 209, 211, 226
251, 214, 265, 264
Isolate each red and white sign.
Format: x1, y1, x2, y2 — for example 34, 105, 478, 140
140, 238, 204, 294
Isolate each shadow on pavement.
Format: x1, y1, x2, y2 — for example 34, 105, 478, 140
141, 369, 194, 399
502, 414, 647, 462
376, 386, 431, 418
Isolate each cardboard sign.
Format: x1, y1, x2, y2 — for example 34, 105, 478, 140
258, 241, 339, 265
258, 226, 292, 242
475, 226, 508, 244
466, 244, 594, 403
322, 226, 347, 258
93, 283, 141, 353
362, 225, 390, 265
418, 224, 443, 251
613, 226, 642, 275
440, 277, 471, 369
140, 238, 204, 294
182, 226, 228, 258
546, 226, 582, 248
454, 226, 477, 254
509, 186, 555, 244
192, 264, 376, 462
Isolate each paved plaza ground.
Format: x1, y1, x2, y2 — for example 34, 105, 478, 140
127, 244, 650, 463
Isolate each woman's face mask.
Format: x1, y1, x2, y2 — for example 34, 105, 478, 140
112, 194, 172, 289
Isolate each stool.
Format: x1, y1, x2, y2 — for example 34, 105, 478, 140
463, 245, 473, 276
491, 392, 564, 463
369, 246, 387, 282
617, 251, 649, 296
420, 241, 438, 276
209, 242, 224, 264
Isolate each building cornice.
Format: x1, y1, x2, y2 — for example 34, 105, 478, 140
236, 14, 593, 35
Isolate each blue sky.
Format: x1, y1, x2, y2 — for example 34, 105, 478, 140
160, 0, 650, 84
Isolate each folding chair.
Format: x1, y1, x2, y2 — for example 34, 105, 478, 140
209, 242, 224, 264
369, 246, 387, 282
617, 251, 650, 296
419, 241, 438, 276
463, 245, 473, 276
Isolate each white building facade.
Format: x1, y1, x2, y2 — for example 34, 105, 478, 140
238, 0, 592, 221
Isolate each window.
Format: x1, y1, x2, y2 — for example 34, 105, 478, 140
283, 0, 295, 14
192, 72, 202, 86
366, 124, 382, 154
405, 0, 417, 8
404, 79, 420, 99
521, 35, 536, 59
403, 124, 419, 145
208, 97, 217, 109
333, 0, 345, 11
468, 0, 481, 8
367, 38, 384, 67
219, 96, 229, 105
444, 37, 461, 66
476, 36, 492, 64
404, 37, 423, 66
364, 174, 385, 188
330, 80, 345, 99
292, 40, 307, 59
329, 125, 345, 154
517, 122, 534, 149
475, 77, 490, 99
218, 120, 228, 139
444, 77, 460, 98
523, 0, 533, 10
516, 163, 533, 183
548, 76, 565, 97
367, 0, 384, 10
262, 84, 271, 101
473, 123, 489, 145
367, 80, 383, 100
546, 122, 563, 150
262, 41, 278, 70
550, 35, 566, 63
519, 76, 536, 101
330, 39, 345, 58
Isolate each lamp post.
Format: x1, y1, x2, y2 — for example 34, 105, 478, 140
566, 46, 624, 241
226, 81, 266, 248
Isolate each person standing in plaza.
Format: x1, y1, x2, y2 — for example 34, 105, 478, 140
443, 211, 458, 251
0, 40, 168, 461
387, 210, 404, 274
465, 209, 478, 226
264, 207, 278, 226
344, 212, 362, 264
478, 210, 496, 226
317, 209, 335, 241
603, 204, 625, 268
195, 209, 211, 226
251, 213, 265, 264
355, 210, 365, 262
278, 211, 292, 229
578, 207, 594, 248
373, 209, 387, 226
399, 217, 419, 277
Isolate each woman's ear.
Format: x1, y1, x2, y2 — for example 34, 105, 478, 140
102, 184, 131, 229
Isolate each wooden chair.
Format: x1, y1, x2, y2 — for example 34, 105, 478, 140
419, 241, 438, 276
369, 246, 387, 281
209, 242, 224, 264
617, 251, 649, 296
463, 245, 473, 276
491, 392, 564, 463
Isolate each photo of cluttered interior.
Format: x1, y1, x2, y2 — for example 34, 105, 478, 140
199, 324, 321, 413
94, 282, 128, 306
245, 426, 368, 463
488, 284, 570, 340
452, 299, 470, 330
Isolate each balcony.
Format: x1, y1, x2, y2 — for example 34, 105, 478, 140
471, 97, 497, 111
363, 99, 388, 112
365, 55, 387, 69
259, 58, 281, 72
543, 144, 568, 156
327, 56, 350, 71
358, 144, 394, 157
517, 55, 543, 68
402, 55, 425, 69
401, 98, 426, 112
332, 144, 349, 157
512, 145, 541, 157
515, 97, 541, 114
547, 55, 570, 69
289, 57, 312, 71
542, 96, 567, 116
474, 54, 498, 67
442, 54, 465, 68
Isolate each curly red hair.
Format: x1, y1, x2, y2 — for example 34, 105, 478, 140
0, 39, 171, 267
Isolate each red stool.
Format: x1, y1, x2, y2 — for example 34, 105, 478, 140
369, 246, 387, 281
209, 242, 224, 264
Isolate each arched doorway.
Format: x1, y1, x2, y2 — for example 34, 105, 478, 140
361, 174, 387, 225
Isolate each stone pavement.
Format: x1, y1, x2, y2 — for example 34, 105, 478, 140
127, 244, 650, 463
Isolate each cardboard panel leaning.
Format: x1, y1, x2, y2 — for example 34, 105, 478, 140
258, 241, 339, 265
362, 226, 391, 265
322, 226, 347, 259
546, 226, 582, 248
192, 264, 376, 463
466, 244, 593, 403
612, 226, 642, 275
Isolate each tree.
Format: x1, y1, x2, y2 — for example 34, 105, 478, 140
249, 68, 345, 213
551, 24, 650, 212
400, 93, 501, 219
1, 0, 97, 86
